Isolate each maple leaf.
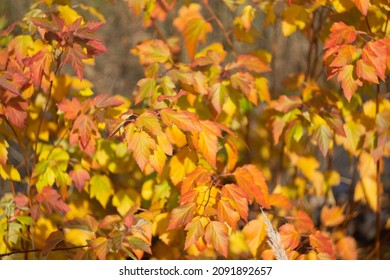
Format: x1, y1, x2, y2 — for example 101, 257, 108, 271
168, 203, 196, 230
184, 219, 205, 249
69, 167, 90, 192
205, 221, 228, 257
324, 22, 357, 49
127, 130, 157, 171
279, 223, 300, 250
217, 200, 240, 229
309, 231, 335, 259
90, 237, 110, 260
230, 72, 258, 105
234, 164, 270, 208
362, 40, 388, 81
160, 108, 202, 132
57, 97, 82, 120
320, 205, 345, 227
36, 187, 70, 214
337, 64, 362, 102
221, 183, 249, 221
354, 0, 370, 15
61, 44, 88, 81
173, 4, 212, 59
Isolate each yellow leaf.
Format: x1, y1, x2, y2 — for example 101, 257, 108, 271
169, 147, 197, 186
64, 228, 94, 247
89, 174, 114, 208
79, 4, 106, 22
128, 131, 156, 171
282, 5, 308, 36
57, 5, 83, 25
112, 189, 141, 216
0, 164, 21, 182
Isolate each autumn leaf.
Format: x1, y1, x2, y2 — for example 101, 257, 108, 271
173, 4, 212, 59
180, 166, 212, 195
234, 164, 270, 208
36, 187, 70, 214
269, 193, 292, 210
192, 120, 221, 167
230, 72, 258, 105
324, 22, 357, 49
336, 236, 358, 259
69, 167, 90, 192
294, 210, 314, 234
355, 59, 379, 84
279, 223, 300, 250
89, 174, 114, 208
136, 111, 162, 136
242, 215, 266, 257
217, 199, 240, 229
337, 64, 362, 102
168, 203, 196, 230
61, 44, 88, 81
221, 183, 249, 221
70, 114, 100, 157
184, 219, 205, 249
127, 130, 156, 171
131, 39, 172, 65
312, 124, 331, 156
354, 0, 370, 15
321, 205, 345, 227
282, 5, 308, 36
57, 97, 82, 120
41, 231, 65, 257
205, 221, 228, 257
160, 108, 202, 132
90, 237, 110, 260
362, 40, 388, 81
309, 231, 335, 259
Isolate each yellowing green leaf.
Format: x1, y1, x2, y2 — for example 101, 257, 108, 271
89, 174, 114, 208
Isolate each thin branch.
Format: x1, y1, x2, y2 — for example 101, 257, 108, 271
0, 245, 89, 259
375, 84, 382, 260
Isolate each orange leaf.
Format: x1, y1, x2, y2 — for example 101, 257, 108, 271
336, 236, 358, 260
294, 210, 314, 234
168, 203, 196, 230
173, 4, 212, 59
269, 193, 292, 210
160, 108, 201, 132
309, 231, 335, 259
90, 237, 109, 260
337, 64, 362, 102
127, 130, 156, 171
194, 120, 221, 167
180, 166, 212, 195
230, 72, 258, 105
354, 0, 370, 16
320, 205, 345, 227
279, 223, 300, 250
221, 183, 249, 221
184, 219, 205, 250
362, 40, 388, 81
242, 215, 267, 257
324, 22, 357, 49
217, 200, 240, 229
356, 59, 379, 84
205, 221, 228, 257
136, 111, 163, 136
234, 164, 270, 208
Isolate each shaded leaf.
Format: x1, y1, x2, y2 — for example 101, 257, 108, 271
309, 231, 335, 259
90, 237, 109, 260
36, 187, 70, 214
279, 223, 300, 250
89, 174, 114, 208
168, 203, 196, 230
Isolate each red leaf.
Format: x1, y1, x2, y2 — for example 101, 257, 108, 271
57, 97, 82, 120
23, 49, 52, 89
1, 93, 28, 128
0, 75, 20, 95
309, 231, 335, 259
234, 164, 270, 208
36, 187, 70, 214
61, 44, 88, 81
324, 22, 357, 49
205, 221, 228, 257
69, 168, 90, 192
70, 114, 100, 156
168, 203, 196, 230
